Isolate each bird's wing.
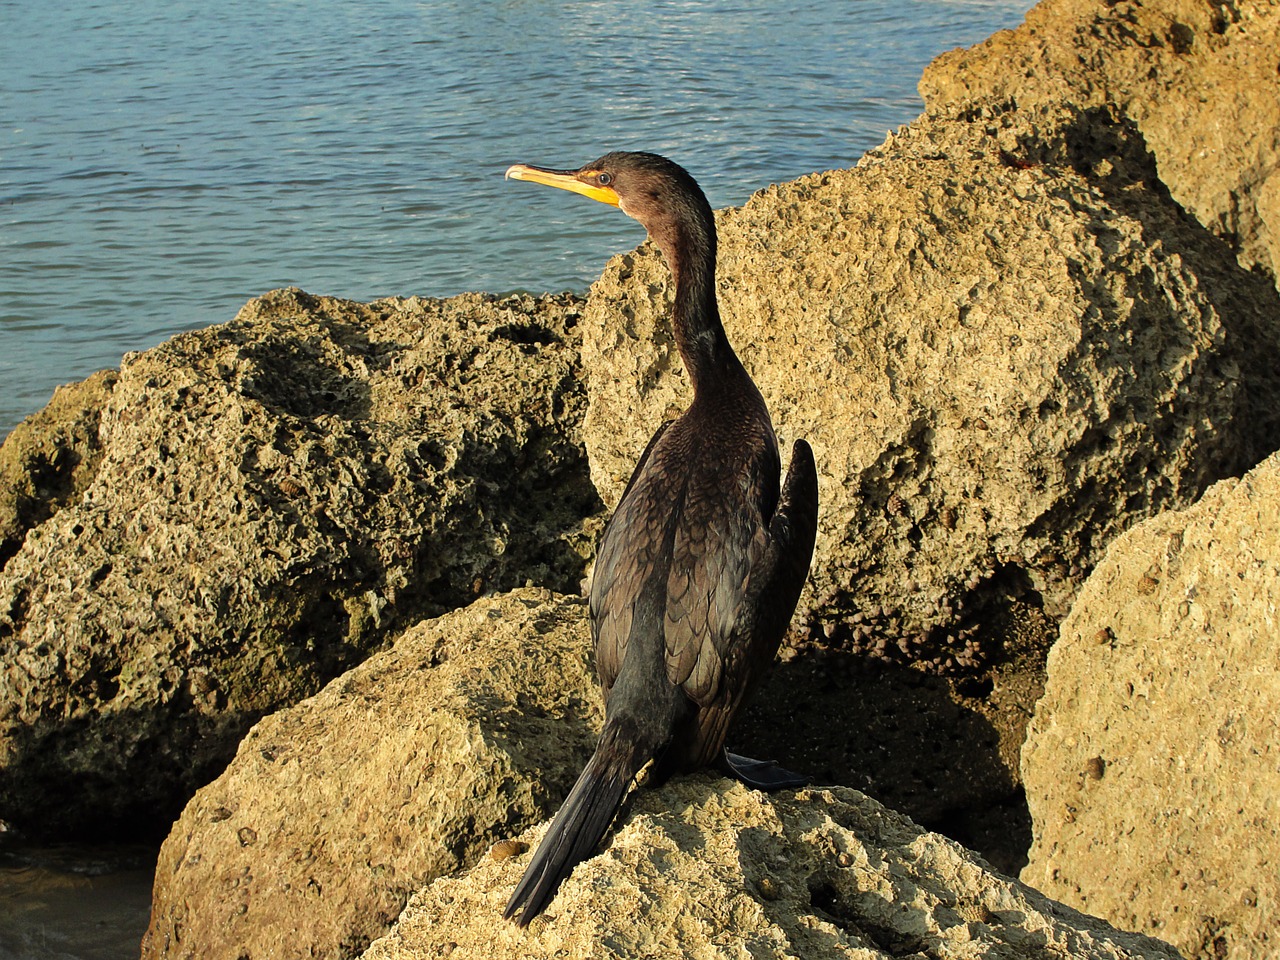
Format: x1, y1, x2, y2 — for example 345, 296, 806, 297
591, 421, 673, 698
663, 450, 774, 707
742, 438, 819, 649
678, 439, 818, 768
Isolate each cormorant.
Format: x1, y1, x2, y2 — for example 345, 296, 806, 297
502, 151, 818, 926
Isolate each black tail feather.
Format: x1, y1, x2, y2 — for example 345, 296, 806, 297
504, 730, 646, 926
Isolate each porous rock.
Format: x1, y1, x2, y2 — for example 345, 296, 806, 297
581, 99, 1280, 669
143, 588, 602, 960
0, 288, 601, 838
1021, 451, 1280, 960
0, 370, 117, 567
920, 0, 1280, 288
363, 778, 1182, 960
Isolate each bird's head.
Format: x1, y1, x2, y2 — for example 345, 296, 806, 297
505, 151, 712, 250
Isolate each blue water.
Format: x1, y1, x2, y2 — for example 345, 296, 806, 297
1, 0, 1031, 439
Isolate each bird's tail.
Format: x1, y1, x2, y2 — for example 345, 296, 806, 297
504, 720, 651, 926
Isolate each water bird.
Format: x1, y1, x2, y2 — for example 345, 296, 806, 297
502, 151, 818, 926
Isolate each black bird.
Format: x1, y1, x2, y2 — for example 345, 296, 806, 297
502, 152, 818, 926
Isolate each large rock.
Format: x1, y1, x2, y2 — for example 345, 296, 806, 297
0, 289, 601, 838
920, 0, 1280, 289
363, 778, 1182, 960
143, 588, 601, 960
581, 99, 1280, 669
1020, 451, 1280, 960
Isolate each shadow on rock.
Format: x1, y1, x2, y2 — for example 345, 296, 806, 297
731, 638, 1040, 876
233, 317, 379, 423
0, 700, 258, 843
1019, 102, 1280, 489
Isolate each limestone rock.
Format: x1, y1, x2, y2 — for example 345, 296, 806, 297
728, 622, 1052, 875
1021, 451, 1280, 960
920, 0, 1280, 289
0, 370, 117, 566
580, 100, 1280, 668
143, 588, 602, 960
0, 289, 601, 838
363, 778, 1182, 960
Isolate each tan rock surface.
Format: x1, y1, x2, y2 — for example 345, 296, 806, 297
363, 778, 1182, 960
143, 588, 602, 960
0, 370, 117, 566
1021, 451, 1280, 960
920, 0, 1280, 288
581, 99, 1280, 667
0, 289, 601, 838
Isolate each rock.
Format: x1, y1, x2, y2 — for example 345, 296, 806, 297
728, 613, 1053, 876
143, 588, 602, 960
1021, 451, 1280, 960
580, 99, 1280, 670
363, 778, 1183, 960
0, 370, 117, 567
0, 288, 602, 839
919, 0, 1280, 289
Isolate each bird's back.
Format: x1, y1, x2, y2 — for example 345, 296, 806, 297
589, 381, 781, 767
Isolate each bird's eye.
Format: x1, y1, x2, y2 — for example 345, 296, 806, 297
597, 172, 613, 186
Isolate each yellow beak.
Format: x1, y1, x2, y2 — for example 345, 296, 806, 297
505, 163, 620, 207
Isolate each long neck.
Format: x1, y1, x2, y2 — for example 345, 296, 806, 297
659, 214, 740, 396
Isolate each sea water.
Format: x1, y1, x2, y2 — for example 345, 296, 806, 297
2, 0, 1032, 438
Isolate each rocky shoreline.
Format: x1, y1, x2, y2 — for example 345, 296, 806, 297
3, 1, 1279, 958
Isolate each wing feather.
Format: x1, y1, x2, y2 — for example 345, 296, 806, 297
591, 422, 674, 696
663, 439, 774, 706
664, 438, 818, 770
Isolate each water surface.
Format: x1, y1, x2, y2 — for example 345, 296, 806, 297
0, 844, 153, 960
2, 0, 1032, 437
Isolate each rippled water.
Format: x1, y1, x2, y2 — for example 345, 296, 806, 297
2, 0, 1031, 438
1, 2, 1033, 956
0, 844, 153, 960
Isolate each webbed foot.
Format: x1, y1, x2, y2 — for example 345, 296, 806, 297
721, 750, 810, 791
